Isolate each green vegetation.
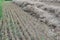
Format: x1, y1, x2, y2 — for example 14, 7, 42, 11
0, 0, 3, 20
5, 0, 12, 1
41, 36, 45, 40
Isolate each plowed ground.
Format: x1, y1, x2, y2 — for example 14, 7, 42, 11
0, 2, 53, 40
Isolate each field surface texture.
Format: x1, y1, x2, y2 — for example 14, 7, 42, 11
0, 2, 53, 40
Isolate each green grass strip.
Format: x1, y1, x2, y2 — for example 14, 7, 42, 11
41, 36, 45, 40
5, 0, 12, 1
0, 0, 3, 20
